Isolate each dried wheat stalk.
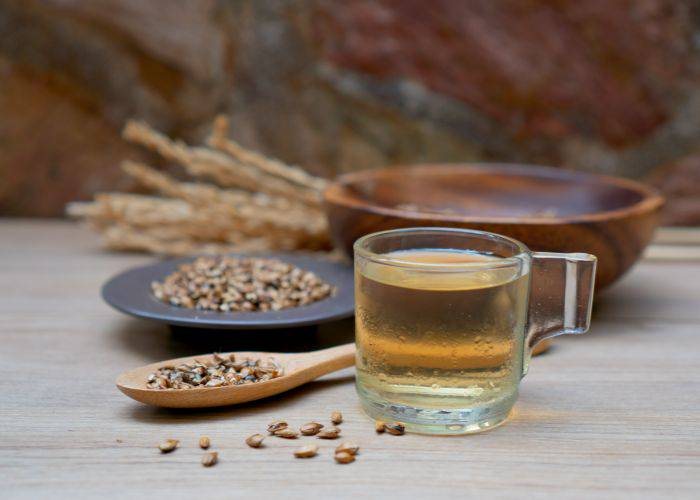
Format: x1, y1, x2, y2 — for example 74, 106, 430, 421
102, 224, 270, 256
208, 116, 328, 192
122, 121, 322, 206
67, 116, 333, 255
120, 161, 327, 239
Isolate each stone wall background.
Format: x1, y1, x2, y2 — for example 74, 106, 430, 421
1, 0, 699, 224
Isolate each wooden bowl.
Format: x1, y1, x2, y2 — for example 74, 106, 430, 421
324, 164, 664, 289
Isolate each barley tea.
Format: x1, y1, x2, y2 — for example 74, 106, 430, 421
355, 249, 529, 434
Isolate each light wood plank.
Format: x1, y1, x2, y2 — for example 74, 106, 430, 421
653, 227, 700, 245
0, 220, 699, 499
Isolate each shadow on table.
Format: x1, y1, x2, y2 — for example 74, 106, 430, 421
111, 316, 355, 362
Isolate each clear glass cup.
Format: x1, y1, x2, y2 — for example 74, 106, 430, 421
354, 227, 596, 435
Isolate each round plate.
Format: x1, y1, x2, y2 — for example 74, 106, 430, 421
101, 253, 355, 329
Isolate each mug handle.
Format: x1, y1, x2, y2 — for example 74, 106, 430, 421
522, 252, 597, 376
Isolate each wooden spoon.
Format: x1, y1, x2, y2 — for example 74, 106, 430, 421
116, 343, 355, 408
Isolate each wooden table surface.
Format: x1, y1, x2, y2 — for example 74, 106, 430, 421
1, 220, 699, 499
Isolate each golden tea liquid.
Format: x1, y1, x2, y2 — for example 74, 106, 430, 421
355, 248, 529, 434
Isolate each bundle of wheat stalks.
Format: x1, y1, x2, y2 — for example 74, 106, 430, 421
67, 116, 333, 256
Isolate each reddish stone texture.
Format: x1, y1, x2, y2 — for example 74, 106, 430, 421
313, 0, 694, 147
0, 0, 231, 216
0, 59, 148, 216
1, 0, 700, 223
42, 0, 228, 83
648, 155, 700, 226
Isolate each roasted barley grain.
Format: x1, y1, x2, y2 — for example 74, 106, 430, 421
293, 445, 319, 458
267, 421, 288, 434
273, 428, 299, 439
385, 422, 405, 435
334, 452, 355, 464
335, 442, 359, 455
300, 422, 324, 436
158, 439, 179, 453
202, 451, 218, 467
317, 427, 341, 439
246, 434, 265, 448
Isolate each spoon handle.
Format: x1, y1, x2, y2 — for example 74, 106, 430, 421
296, 342, 355, 378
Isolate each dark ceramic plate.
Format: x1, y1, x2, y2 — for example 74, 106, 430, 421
101, 254, 355, 329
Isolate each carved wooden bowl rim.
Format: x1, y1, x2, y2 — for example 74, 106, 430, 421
324, 163, 665, 225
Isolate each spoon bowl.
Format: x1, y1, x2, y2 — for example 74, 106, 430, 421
116, 343, 355, 408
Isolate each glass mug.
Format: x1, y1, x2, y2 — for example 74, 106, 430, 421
354, 228, 596, 435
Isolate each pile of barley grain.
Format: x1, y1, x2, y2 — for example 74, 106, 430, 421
146, 353, 283, 390
151, 255, 334, 313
